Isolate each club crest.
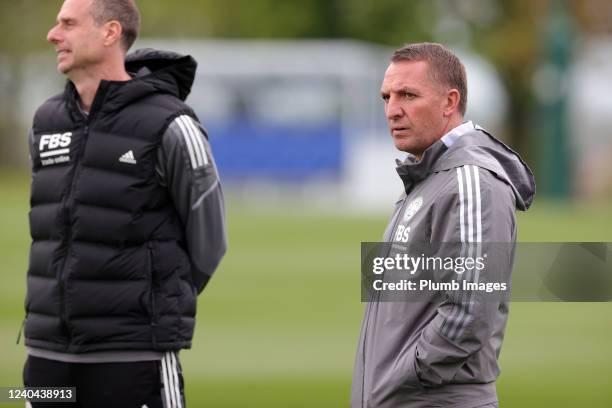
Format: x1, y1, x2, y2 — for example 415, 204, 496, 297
403, 196, 423, 222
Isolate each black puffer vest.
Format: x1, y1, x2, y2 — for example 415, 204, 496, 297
25, 49, 200, 353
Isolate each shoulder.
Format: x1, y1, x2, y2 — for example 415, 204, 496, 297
163, 114, 207, 146
161, 114, 212, 171
41, 92, 64, 106
121, 92, 195, 130
430, 166, 516, 241
33, 92, 65, 120
31, 91, 76, 134
140, 92, 192, 113
435, 165, 514, 209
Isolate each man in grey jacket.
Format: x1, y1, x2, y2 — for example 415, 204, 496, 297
351, 43, 535, 408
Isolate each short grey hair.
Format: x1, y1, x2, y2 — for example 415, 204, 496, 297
91, 0, 141, 51
391, 42, 468, 116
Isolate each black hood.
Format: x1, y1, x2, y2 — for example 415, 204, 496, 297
64, 48, 197, 117
125, 48, 197, 101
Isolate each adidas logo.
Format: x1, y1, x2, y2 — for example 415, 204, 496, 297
119, 150, 137, 165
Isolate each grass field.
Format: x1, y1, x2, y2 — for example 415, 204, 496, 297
0, 170, 611, 407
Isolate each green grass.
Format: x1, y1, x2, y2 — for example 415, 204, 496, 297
0, 170, 611, 407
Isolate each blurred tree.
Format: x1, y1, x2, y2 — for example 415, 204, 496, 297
0, 0, 599, 180
140, 0, 340, 38
474, 0, 546, 166
135, 0, 541, 163
574, 0, 612, 34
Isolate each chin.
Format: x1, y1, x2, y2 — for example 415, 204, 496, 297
397, 149, 420, 157
57, 63, 71, 74
57, 56, 76, 74
393, 140, 416, 155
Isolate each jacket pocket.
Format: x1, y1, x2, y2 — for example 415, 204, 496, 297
399, 344, 425, 390
370, 344, 424, 405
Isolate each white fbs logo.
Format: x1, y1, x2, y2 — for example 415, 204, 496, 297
40, 132, 72, 157
39, 132, 72, 166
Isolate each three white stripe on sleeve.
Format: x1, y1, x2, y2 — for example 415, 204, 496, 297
175, 115, 209, 170
456, 165, 483, 243
443, 164, 482, 340
160, 351, 183, 408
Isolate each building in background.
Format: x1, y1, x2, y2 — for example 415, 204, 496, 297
14, 37, 612, 207
139, 40, 509, 211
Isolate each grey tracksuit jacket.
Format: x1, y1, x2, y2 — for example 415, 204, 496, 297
351, 124, 535, 408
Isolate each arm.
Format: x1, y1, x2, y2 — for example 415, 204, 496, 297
413, 165, 515, 387
157, 114, 228, 293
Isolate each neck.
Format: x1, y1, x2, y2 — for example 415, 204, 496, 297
414, 115, 464, 161
440, 115, 464, 136
69, 57, 131, 113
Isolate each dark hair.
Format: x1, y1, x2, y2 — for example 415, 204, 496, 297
391, 42, 467, 116
91, 0, 141, 51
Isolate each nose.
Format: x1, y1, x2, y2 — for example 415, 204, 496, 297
386, 95, 403, 120
47, 24, 60, 44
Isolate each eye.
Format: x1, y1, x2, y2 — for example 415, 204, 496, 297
381, 94, 390, 102
403, 92, 416, 99
61, 19, 75, 28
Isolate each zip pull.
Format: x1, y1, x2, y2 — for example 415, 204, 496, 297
16, 318, 26, 345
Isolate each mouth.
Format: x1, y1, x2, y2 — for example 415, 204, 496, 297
391, 127, 410, 135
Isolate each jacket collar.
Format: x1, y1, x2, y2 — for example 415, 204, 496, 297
395, 140, 449, 193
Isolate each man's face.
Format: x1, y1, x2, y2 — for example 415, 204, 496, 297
380, 60, 449, 157
47, 0, 107, 75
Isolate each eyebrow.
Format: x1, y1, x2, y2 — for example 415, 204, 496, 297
57, 17, 76, 24
380, 86, 419, 95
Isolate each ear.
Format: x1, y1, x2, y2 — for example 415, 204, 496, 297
443, 89, 461, 117
102, 20, 123, 48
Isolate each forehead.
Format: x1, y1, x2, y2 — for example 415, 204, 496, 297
58, 0, 94, 20
381, 60, 432, 91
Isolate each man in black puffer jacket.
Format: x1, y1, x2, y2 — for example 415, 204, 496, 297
22, 0, 227, 406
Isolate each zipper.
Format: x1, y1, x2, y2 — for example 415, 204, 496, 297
56, 122, 90, 351
361, 192, 413, 405
148, 242, 158, 347
54, 82, 108, 351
